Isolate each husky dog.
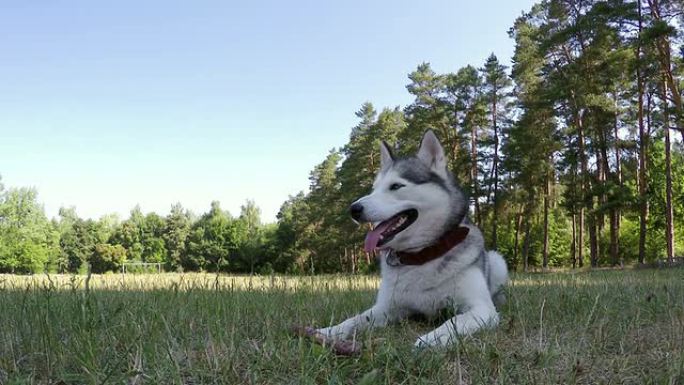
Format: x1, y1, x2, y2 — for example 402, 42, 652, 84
317, 130, 508, 348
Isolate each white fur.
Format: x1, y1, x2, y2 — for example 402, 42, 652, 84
317, 131, 509, 348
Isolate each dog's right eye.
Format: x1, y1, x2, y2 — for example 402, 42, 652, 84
389, 183, 405, 191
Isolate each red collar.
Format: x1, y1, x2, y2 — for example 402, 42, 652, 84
389, 225, 470, 266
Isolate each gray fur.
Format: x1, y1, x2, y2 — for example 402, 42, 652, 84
394, 158, 449, 190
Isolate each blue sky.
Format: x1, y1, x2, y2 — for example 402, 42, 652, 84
1, 0, 536, 223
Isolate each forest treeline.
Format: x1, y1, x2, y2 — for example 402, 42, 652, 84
1, 0, 683, 274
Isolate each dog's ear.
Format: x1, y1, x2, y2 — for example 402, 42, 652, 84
417, 130, 447, 175
380, 141, 395, 170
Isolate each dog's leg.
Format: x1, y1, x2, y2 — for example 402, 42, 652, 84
317, 305, 403, 340
414, 300, 498, 348
414, 271, 498, 348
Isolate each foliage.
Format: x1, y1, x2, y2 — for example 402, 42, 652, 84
0, 187, 57, 273
89, 243, 127, 273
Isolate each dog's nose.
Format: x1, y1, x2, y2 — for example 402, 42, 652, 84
350, 203, 364, 221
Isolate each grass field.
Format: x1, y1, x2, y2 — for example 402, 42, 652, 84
0, 269, 683, 384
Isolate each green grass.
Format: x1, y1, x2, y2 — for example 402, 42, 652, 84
0, 269, 683, 384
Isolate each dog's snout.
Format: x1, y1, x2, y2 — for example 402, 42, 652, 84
350, 203, 364, 221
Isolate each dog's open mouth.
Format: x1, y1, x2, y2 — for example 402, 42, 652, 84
364, 209, 418, 252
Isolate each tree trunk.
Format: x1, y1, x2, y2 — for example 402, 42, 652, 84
662, 80, 675, 264
578, 210, 585, 268
611, 91, 622, 267
648, 0, 684, 141
492, 90, 499, 249
542, 174, 550, 269
589, 174, 599, 268
575, 107, 590, 268
471, 124, 481, 225
590, 147, 600, 268
597, 140, 608, 236
571, 212, 577, 268
569, 158, 580, 268
591, 120, 606, 267
522, 193, 535, 272
609, 211, 620, 266
522, 214, 531, 273
589, 209, 599, 267
514, 207, 523, 271
352, 248, 357, 273
637, 0, 649, 265
343, 248, 348, 273
440, 127, 455, 167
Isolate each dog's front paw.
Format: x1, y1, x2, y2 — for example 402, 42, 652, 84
414, 331, 453, 349
316, 326, 346, 340
316, 327, 334, 338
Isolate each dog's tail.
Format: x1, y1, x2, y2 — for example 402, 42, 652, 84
487, 251, 508, 307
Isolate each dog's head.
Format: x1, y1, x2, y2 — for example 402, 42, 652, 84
351, 130, 467, 253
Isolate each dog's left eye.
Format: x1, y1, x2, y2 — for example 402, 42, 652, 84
389, 183, 405, 191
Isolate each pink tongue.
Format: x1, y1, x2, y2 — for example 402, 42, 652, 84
364, 220, 395, 253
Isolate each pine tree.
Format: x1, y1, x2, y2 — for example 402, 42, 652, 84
481, 53, 513, 249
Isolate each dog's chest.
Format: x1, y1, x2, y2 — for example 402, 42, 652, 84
377, 246, 481, 315
378, 259, 460, 315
